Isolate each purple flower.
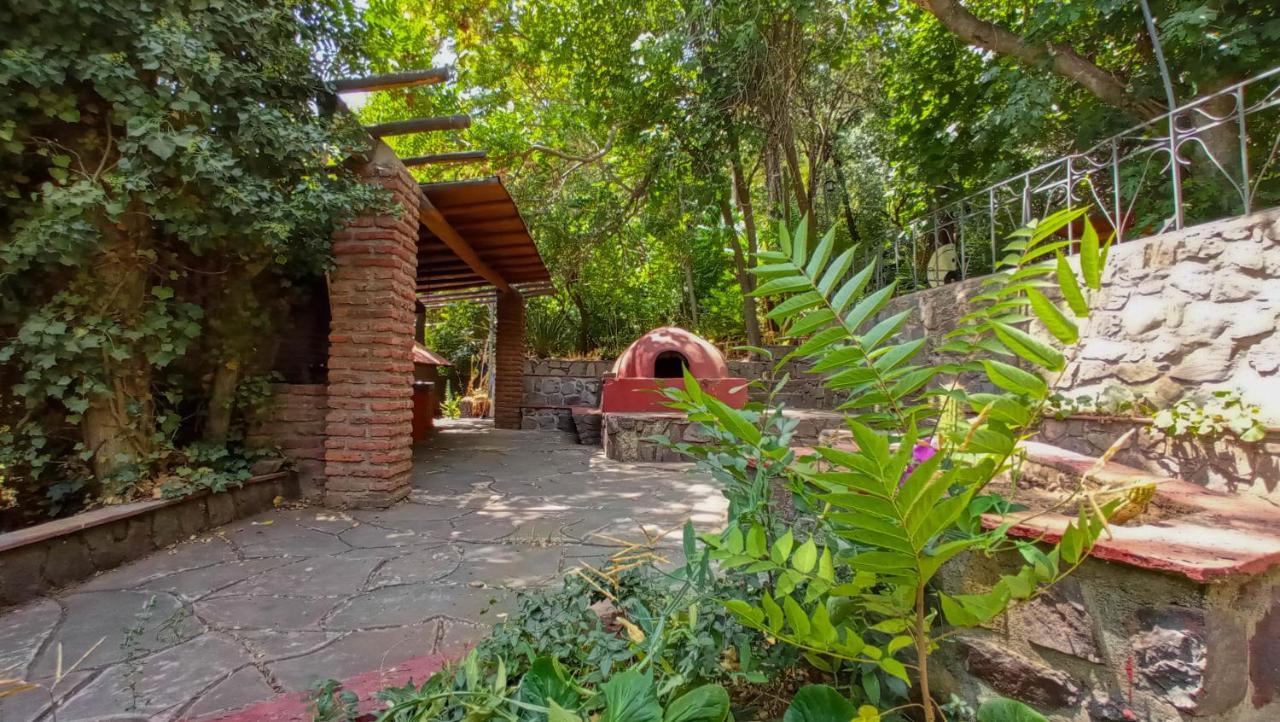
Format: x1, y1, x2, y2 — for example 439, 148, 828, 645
899, 443, 938, 488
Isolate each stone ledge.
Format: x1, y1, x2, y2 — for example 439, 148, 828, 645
0, 471, 298, 608
991, 443, 1280, 582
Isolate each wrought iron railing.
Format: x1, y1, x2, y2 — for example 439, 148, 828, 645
895, 65, 1280, 290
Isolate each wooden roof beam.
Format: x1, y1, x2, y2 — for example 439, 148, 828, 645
402, 151, 488, 167
333, 68, 451, 93
417, 192, 511, 293
366, 114, 471, 138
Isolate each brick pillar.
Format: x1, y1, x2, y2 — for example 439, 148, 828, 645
323, 144, 420, 508
493, 290, 525, 429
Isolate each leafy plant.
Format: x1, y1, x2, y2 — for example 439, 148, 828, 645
309, 678, 361, 722
1152, 390, 1268, 443
664, 210, 1120, 720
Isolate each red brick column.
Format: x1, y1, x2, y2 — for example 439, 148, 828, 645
493, 290, 525, 429
324, 146, 420, 508
247, 383, 328, 500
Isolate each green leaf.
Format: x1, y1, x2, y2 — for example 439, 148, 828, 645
1080, 219, 1101, 291
791, 538, 818, 573
982, 360, 1048, 397
772, 530, 795, 564
746, 525, 767, 557
550, 700, 583, 722
520, 657, 580, 713
976, 697, 1048, 722
1054, 253, 1089, 317
991, 322, 1064, 372
805, 227, 836, 279
601, 671, 661, 722
879, 657, 909, 682
664, 685, 730, 722
783, 595, 811, 636
1026, 289, 1078, 344
783, 685, 857, 722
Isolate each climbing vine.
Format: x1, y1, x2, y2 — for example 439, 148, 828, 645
0, 0, 383, 524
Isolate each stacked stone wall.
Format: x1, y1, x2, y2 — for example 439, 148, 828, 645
873, 208, 1280, 421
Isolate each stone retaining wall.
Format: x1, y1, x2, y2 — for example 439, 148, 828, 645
873, 208, 1280, 422
0, 471, 298, 608
937, 550, 1280, 721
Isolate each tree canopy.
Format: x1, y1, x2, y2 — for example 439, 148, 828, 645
362, 0, 1280, 360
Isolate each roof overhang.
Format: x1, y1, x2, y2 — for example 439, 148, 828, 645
416, 177, 553, 301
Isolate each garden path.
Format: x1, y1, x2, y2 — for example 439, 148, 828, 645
0, 419, 725, 722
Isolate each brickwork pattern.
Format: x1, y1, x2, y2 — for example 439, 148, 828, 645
324, 155, 420, 508
494, 291, 525, 429
247, 383, 328, 499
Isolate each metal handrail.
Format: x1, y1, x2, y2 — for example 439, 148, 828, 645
897, 65, 1280, 288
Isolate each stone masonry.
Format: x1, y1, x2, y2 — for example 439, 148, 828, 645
873, 208, 1280, 422
324, 144, 420, 508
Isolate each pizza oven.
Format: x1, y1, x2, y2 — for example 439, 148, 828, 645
600, 326, 747, 413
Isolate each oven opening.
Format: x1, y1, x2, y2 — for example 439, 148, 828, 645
653, 351, 689, 379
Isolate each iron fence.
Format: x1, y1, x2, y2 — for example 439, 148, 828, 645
895, 65, 1280, 290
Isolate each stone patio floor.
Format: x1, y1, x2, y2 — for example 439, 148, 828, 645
0, 419, 725, 722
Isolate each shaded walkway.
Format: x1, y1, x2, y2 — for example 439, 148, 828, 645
0, 420, 724, 721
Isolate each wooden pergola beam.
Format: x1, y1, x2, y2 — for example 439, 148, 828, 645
401, 151, 488, 167
366, 114, 471, 138
418, 192, 511, 293
333, 68, 451, 93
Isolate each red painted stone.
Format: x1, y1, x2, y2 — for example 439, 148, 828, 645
187, 650, 463, 722
601, 327, 747, 413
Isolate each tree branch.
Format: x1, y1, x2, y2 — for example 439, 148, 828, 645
913, 0, 1165, 120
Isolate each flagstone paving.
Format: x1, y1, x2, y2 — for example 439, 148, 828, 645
0, 419, 725, 722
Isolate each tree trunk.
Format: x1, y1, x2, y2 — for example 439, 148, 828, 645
683, 256, 700, 329
720, 196, 761, 348
570, 288, 591, 355
204, 362, 239, 444
83, 196, 154, 480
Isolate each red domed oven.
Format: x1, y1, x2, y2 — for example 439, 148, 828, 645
600, 327, 747, 413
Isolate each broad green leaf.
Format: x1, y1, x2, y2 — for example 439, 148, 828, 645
520, 657, 580, 713
792, 538, 818, 573
772, 530, 795, 564
1027, 289, 1078, 344
783, 595, 811, 636
703, 395, 760, 445
783, 685, 857, 722
746, 525, 767, 557
1054, 253, 1089, 317
664, 685, 730, 722
991, 322, 1064, 371
879, 657, 909, 683
982, 360, 1048, 397
549, 700, 583, 722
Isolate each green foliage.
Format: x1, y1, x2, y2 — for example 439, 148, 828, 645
665, 213, 1118, 720
975, 697, 1048, 722
1152, 390, 1269, 443
0, 0, 380, 516
308, 678, 361, 722
370, 565, 790, 722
